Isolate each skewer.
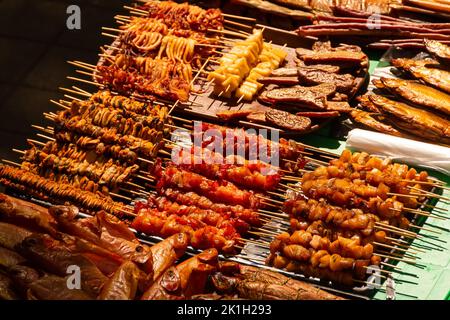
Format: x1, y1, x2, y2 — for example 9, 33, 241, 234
401, 179, 450, 191
32, 125, 53, 135
373, 242, 416, 255
256, 195, 284, 205
12, 149, 25, 156
27, 139, 46, 147
222, 13, 256, 22
374, 225, 418, 240
258, 209, 288, 219
50, 99, 70, 110
36, 134, 55, 142
376, 222, 419, 237
67, 76, 102, 87
59, 87, 90, 98
1, 159, 21, 167
224, 19, 254, 30
207, 28, 247, 38
408, 224, 442, 234
381, 262, 402, 270
408, 186, 450, 202
376, 253, 417, 264
402, 207, 447, 220
266, 191, 286, 199
133, 174, 154, 183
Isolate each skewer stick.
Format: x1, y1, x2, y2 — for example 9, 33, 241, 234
59, 86, 91, 98
133, 174, 154, 183
67, 76, 102, 87
408, 186, 450, 202
12, 149, 25, 155
376, 253, 417, 264
373, 242, 416, 254
258, 209, 288, 219
374, 225, 418, 239
207, 28, 246, 38
224, 19, 254, 30
36, 134, 55, 142
376, 222, 418, 237
1, 159, 21, 167
27, 139, 46, 147
32, 125, 53, 134
256, 195, 284, 205
222, 13, 256, 22
50, 99, 70, 110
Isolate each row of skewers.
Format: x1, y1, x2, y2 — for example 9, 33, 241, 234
0, 193, 343, 300
352, 40, 450, 146
264, 149, 449, 287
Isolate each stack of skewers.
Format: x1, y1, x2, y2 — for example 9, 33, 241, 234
265, 149, 448, 287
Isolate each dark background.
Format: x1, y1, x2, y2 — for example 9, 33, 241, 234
0, 0, 128, 162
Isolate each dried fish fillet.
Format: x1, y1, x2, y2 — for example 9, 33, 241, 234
379, 78, 450, 115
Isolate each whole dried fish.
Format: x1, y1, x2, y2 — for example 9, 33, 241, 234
424, 39, 450, 66
378, 78, 450, 115
265, 109, 312, 132
350, 110, 403, 137
368, 95, 450, 144
392, 58, 450, 94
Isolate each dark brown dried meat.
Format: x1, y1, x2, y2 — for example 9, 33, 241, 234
258, 76, 299, 86
297, 68, 355, 93
264, 83, 336, 110
265, 109, 312, 132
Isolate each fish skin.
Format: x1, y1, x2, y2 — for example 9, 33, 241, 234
379, 78, 450, 115
425, 39, 450, 66
368, 95, 450, 144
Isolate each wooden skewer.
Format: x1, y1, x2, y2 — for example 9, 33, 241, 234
50, 99, 69, 110
27, 139, 46, 147
36, 134, 55, 142
32, 125, 53, 135
222, 13, 256, 22
1, 159, 21, 167
224, 19, 254, 30
408, 186, 450, 202
133, 174, 154, 183
376, 253, 417, 264
408, 224, 442, 234
256, 195, 284, 205
402, 207, 446, 220
373, 242, 416, 255
381, 262, 402, 270
374, 225, 418, 239
12, 149, 25, 156
59, 86, 91, 98
376, 222, 418, 237
266, 191, 286, 199
67, 76, 101, 87
207, 28, 247, 38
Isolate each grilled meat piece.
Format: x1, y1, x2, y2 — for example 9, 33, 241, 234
297, 68, 355, 93
263, 83, 336, 109
350, 110, 403, 137
368, 95, 450, 144
246, 111, 267, 123
265, 109, 312, 132
425, 39, 450, 66
297, 49, 366, 67
216, 110, 253, 121
271, 67, 299, 77
378, 78, 450, 116
0, 247, 26, 269
325, 101, 352, 113
296, 111, 340, 118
